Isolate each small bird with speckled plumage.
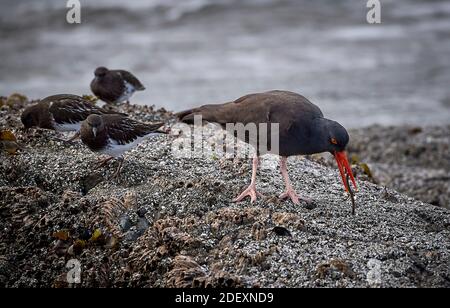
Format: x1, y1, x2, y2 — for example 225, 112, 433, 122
20, 94, 121, 141
80, 114, 166, 178
90, 67, 145, 104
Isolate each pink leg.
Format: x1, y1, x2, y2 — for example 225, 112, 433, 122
279, 157, 311, 205
233, 156, 264, 203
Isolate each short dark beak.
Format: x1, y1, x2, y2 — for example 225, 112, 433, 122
334, 151, 357, 192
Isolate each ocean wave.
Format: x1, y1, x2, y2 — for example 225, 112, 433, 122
0, 0, 288, 31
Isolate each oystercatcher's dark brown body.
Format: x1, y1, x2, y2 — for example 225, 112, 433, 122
20, 94, 119, 135
80, 114, 165, 178
90, 67, 145, 104
178, 90, 357, 204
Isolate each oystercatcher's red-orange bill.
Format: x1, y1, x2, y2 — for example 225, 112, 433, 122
334, 151, 357, 192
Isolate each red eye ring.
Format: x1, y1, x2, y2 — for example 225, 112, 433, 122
331, 138, 338, 145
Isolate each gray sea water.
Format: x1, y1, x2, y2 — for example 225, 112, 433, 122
1, 0, 450, 128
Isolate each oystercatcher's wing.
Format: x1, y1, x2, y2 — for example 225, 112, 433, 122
178, 90, 321, 126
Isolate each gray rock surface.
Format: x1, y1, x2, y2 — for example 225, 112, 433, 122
348, 125, 450, 208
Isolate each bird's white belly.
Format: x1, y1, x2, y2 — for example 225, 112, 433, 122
102, 134, 158, 157
117, 82, 136, 103
54, 122, 81, 132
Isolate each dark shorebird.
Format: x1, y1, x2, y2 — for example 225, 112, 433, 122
20, 94, 120, 141
80, 114, 165, 178
177, 90, 357, 204
90, 67, 145, 104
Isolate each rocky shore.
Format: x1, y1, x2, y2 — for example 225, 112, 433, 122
1, 94, 449, 288
348, 125, 450, 209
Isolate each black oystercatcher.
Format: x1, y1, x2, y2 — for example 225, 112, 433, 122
80, 114, 165, 178
90, 67, 145, 104
177, 90, 357, 204
20, 94, 120, 141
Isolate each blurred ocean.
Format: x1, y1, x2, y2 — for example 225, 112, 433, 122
1, 0, 450, 127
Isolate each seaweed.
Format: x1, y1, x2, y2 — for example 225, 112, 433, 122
0, 130, 21, 155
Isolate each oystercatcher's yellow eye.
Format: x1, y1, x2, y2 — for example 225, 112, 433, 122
331, 138, 338, 145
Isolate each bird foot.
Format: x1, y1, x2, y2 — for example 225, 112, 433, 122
94, 157, 114, 170
109, 158, 124, 181
279, 188, 311, 205
110, 169, 122, 181
233, 185, 264, 203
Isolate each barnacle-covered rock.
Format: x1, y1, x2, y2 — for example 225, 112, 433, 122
1, 98, 450, 288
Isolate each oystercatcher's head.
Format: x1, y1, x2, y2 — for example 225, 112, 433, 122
94, 66, 109, 77
321, 119, 357, 193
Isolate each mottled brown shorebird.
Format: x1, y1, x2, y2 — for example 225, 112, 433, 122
80, 114, 165, 178
20, 94, 120, 141
90, 67, 145, 104
177, 90, 357, 204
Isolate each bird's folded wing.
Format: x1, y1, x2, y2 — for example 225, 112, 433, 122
116, 70, 145, 90
106, 117, 164, 145
91, 74, 125, 103
49, 97, 99, 124
177, 91, 290, 126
